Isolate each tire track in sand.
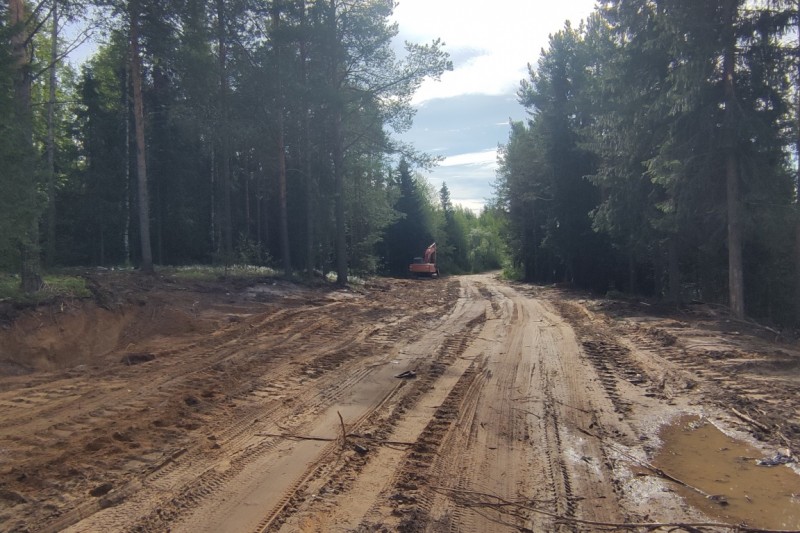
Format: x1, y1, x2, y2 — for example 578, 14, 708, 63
349, 275, 624, 532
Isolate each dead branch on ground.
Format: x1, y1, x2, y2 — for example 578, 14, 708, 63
731, 407, 770, 433
255, 431, 415, 447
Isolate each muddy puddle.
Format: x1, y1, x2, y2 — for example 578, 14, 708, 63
653, 416, 800, 530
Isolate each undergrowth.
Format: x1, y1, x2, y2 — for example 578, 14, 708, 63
0, 274, 91, 303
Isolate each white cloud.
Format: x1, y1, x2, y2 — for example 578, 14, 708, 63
452, 199, 486, 214
440, 149, 498, 168
392, 0, 597, 103
394, 1, 598, 211
421, 150, 500, 212
412, 54, 527, 103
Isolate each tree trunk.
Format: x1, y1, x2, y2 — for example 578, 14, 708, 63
152, 63, 168, 265
627, 245, 636, 294
303, 114, 315, 277
333, 109, 347, 285
726, 152, 744, 317
244, 172, 251, 240
795, 5, 800, 325
210, 144, 217, 254
272, 1, 292, 277
45, 0, 58, 267
653, 244, 662, 299
328, 0, 347, 285
256, 171, 262, 252
333, 109, 347, 284
9, 0, 28, 124
667, 236, 680, 303
277, 114, 291, 275
795, 214, 800, 323
130, 4, 153, 273
300, 4, 315, 276
124, 59, 131, 265
216, 0, 233, 266
11, 0, 42, 293
722, 0, 744, 319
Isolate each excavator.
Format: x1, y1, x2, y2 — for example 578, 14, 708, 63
409, 242, 439, 277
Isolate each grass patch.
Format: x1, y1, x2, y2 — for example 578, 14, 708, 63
169, 264, 280, 281
0, 273, 91, 303
0, 275, 20, 300
324, 271, 366, 286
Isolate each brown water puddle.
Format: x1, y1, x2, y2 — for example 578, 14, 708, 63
653, 416, 800, 530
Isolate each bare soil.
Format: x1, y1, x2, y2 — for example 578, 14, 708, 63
1, 272, 799, 532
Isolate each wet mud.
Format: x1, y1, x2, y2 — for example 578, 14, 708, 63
654, 415, 800, 530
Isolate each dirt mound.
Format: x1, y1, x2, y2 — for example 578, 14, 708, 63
0, 303, 127, 372
0, 274, 229, 374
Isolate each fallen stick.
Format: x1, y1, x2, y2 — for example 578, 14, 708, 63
348, 433, 416, 447
731, 407, 770, 433
777, 429, 793, 452
255, 432, 415, 447
509, 406, 543, 419
256, 433, 335, 443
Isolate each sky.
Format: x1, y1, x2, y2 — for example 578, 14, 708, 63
389, 0, 598, 213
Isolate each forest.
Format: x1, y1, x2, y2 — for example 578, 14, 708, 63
2, 0, 800, 326
496, 0, 800, 326
1, 0, 504, 292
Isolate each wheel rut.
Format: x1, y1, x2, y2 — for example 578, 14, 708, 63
8, 275, 770, 533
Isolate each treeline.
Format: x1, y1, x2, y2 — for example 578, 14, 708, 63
1, 0, 500, 288
380, 161, 505, 276
495, 0, 800, 325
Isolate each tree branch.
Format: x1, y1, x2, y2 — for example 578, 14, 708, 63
31, 29, 93, 81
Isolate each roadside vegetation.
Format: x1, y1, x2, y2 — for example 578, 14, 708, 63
495, 2, 800, 327
3, 0, 799, 328
0, 273, 90, 303
1, 0, 507, 305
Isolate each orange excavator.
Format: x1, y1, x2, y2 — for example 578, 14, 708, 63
409, 242, 439, 277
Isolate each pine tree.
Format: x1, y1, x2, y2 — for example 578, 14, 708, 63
381, 159, 433, 275
8, 0, 43, 292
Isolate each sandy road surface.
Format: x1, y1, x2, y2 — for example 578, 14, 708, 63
1, 273, 799, 532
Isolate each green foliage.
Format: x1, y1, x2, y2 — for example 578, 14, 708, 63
235, 233, 272, 267
380, 159, 435, 274
497, 22, 612, 290
57, 34, 130, 267
0, 0, 452, 287
0, 4, 41, 275
436, 183, 469, 273
170, 264, 280, 281
345, 157, 398, 275
0, 273, 90, 302
469, 207, 506, 272
376, 165, 507, 276
495, 0, 800, 323
6, 0, 796, 325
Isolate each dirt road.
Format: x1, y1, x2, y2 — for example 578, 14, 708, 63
1, 273, 799, 532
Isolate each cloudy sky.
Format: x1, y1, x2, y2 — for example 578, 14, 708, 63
390, 0, 598, 212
